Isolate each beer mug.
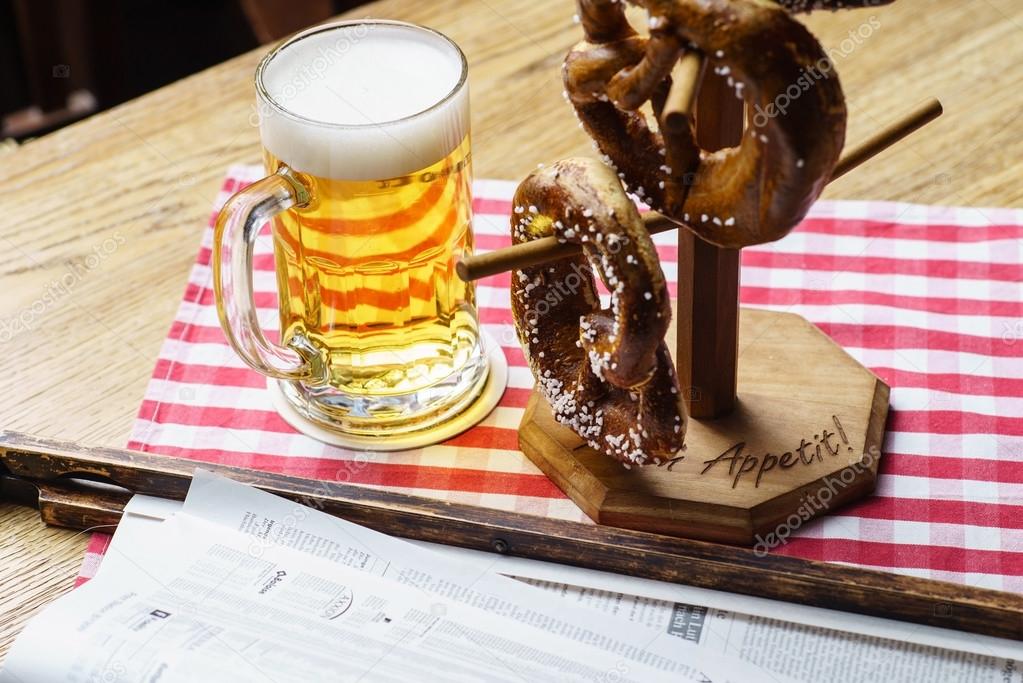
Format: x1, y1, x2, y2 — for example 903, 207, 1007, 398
214, 20, 489, 438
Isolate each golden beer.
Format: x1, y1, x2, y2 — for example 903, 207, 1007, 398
214, 21, 488, 437
266, 136, 478, 397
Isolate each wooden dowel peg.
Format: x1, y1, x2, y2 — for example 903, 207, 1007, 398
662, 51, 705, 133
457, 97, 944, 282
454, 214, 679, 281
455, 236, 580, 283
831, 98, 943, 180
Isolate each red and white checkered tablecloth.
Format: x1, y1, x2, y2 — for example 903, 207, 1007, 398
78, 164, 1023, 592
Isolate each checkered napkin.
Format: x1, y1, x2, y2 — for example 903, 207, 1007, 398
78, 164, 1023, 593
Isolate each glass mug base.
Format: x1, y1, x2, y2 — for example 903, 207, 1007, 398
267, 335, 508, 451
279, 348, 491, 438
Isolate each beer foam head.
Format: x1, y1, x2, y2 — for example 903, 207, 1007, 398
257, 21, 468, 180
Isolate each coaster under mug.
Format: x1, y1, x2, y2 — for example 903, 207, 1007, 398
267, 333, 509, 451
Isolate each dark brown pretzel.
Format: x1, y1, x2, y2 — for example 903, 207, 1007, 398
564, 0, 883, 248
511, 158, 686, 467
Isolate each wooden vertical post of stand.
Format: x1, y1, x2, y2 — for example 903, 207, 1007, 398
675, 69, 744, 419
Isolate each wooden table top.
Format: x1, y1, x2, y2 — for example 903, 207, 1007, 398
1, 0, 1021, 663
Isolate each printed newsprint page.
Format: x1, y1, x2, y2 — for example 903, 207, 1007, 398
1, 514, 680, 683
173, 471, 773, 682
176, 471, 1021, 676
510, 574, 1022, 683
5, 471, 1017, 682
0, 472, 767, 683
436, 544, 1023, 681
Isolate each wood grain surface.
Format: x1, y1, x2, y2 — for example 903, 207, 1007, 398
1, 0, 1021, 663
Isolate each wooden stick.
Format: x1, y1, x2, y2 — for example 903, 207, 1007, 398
1, 430, 1021, 641
832, 97, 942, 180
662, 50, 705, 133
456, 98, 944, 282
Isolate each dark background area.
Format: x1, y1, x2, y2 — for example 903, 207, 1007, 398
0, 0, 362, 140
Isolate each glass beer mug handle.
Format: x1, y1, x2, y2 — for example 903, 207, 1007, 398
213, 167, 328, 384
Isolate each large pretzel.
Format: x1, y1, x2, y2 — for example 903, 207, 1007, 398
563, 0, 889, 248
511, 158, 686, 467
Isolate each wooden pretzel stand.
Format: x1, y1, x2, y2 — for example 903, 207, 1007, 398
454, 3, 941, 543
459, 49, 941, 545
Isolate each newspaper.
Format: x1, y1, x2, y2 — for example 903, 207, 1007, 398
173, 471, 772, 682
1, 515, 674, 682
0, 472, 766, 683
513, 577, 1022, 682
421, 544, 1023, 680
164, 473, 1023, 668
4, 471, 1018, 682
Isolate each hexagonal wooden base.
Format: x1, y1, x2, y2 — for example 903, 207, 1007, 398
519, 308, 889, 545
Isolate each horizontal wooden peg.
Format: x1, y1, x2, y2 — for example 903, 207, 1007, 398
457, 98, 943, 281
831, 97, 942, 180
454, 214, 678, 282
